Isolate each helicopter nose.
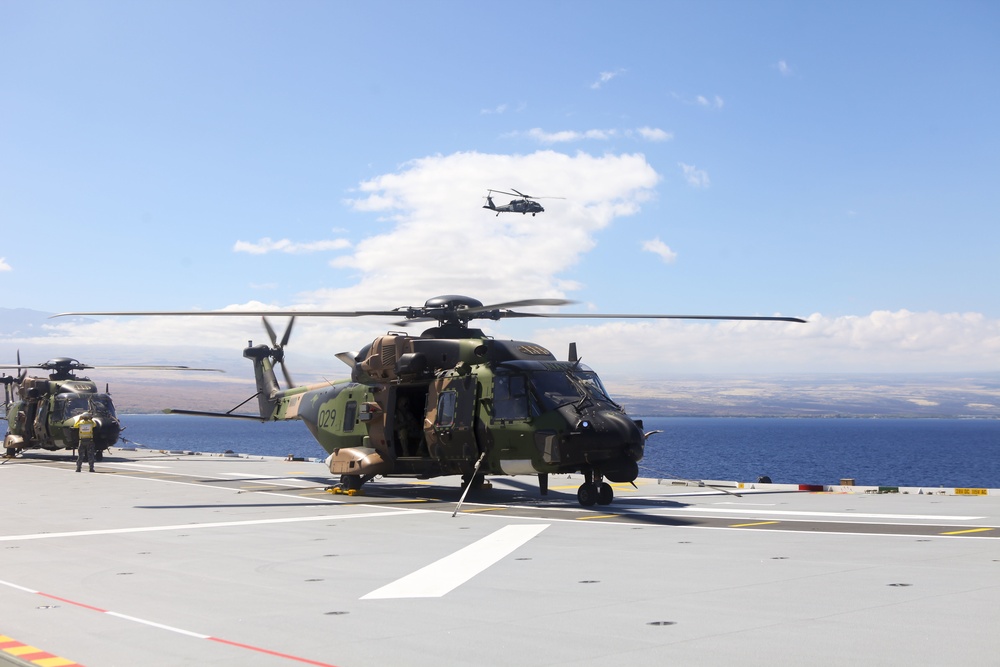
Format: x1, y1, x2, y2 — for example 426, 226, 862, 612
566, 408, 644, 458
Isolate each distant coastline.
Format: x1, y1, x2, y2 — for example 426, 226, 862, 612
97, 372, 1000, 420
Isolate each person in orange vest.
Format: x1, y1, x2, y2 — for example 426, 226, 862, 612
75, 412, 97, 473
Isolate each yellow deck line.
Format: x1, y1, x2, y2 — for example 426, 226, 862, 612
940, 527, 995, 535
730, 521, 781, 528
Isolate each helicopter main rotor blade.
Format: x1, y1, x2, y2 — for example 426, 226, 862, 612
0, 364, 221, 372
506, 189, 564, 200
462, 298, 575, 317
53, 304, 806, 325
498, 312, 807, 323
53, 310, 392, 318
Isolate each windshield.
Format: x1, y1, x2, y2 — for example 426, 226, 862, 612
90, 394, 117, 417
53, 394, 117, 421
530, 369, 613, 411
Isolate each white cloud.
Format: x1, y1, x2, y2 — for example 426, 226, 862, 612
519, 128, 617, 143
679, 163, 710, 188
642, 238, 677, 263
516, 127, 671, 144
696, 94, 724, 109
636, 127, 673, 142
332, 150, 659, 307
590, 69, 626, 90
534, 310, 1000, 376
480, 103, 508, 115
233, 237, 351, 255
13, 307, 1000, 379
776, 60, 792, 76
0, 257, 11, 272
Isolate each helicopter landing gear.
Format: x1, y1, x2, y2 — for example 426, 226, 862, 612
597, 482, 613, 505
339, 474, 369, 493
577, 471, 614, 507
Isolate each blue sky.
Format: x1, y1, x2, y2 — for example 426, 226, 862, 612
2, 1, 999, 378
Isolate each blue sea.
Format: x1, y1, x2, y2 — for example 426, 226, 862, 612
118, 414, 1000, 489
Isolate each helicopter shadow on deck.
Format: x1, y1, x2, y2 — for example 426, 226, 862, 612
349, 475, 702, 527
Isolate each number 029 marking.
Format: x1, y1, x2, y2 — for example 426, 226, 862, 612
317, 408, 337, 430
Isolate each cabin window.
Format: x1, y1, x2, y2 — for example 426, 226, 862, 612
436, 391, 457, 427
493, 374, 529, 420
343, 401, 357, 432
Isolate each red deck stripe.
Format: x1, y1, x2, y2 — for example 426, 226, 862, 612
209, 637, 340, 667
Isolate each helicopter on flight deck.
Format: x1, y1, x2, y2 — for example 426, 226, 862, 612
2, 355, 221, 459
57, 296, 805, 506
482, 188, 564, 216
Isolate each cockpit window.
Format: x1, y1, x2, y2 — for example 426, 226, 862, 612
53, 395, 91, 420
52, 394, 118, 421
493, 374, 529, 420
91, 394, 117, 417
530, 370, 613, 411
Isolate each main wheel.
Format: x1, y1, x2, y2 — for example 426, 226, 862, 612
577, 482, 598, 507
341, 474, 364, 491
596, 482, 614, 505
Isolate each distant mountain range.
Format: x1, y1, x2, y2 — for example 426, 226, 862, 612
0, 307, 55, 337
4, 308, 998, 418
611, 374, 1000, 419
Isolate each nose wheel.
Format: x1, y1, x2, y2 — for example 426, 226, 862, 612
577, 471, 614, 507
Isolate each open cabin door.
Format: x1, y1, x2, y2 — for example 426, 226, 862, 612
424, 374, 479, 461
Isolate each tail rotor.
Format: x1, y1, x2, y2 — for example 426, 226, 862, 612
262, 316, 296, 389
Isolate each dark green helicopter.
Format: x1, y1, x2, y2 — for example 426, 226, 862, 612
2, 355, 221, 459
56, 297, 804, 506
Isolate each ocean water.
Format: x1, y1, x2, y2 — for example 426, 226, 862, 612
118, 414, 1000, 488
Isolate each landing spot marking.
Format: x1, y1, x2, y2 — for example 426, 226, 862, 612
0, 582, 338, 666
0, 509, 429, 542
102, 462, 171, 470
362, 524, 549, 599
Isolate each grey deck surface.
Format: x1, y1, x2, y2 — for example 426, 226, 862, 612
2, 449, 998, 667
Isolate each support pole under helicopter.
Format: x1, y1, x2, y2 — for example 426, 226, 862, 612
452, 450, 488, 517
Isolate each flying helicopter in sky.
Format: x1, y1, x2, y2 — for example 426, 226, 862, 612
56, 296, 805, 506
2, 355, 221, 459
482, 188, 564, 216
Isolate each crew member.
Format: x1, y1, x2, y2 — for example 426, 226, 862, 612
75, 412, 97, 473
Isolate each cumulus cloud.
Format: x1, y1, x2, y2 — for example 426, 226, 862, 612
636, 127, 673, 142
0, 257, 11, 272
590, 69, 626, 89
233, 237, 351, 255
514, 127, 671, 144
679, 163, 710, 188
332, 150, 659, 308
518, 128, 617, 143
776, 60, 792, 76
642, 238, 677, 263
534, 310, 1000, 376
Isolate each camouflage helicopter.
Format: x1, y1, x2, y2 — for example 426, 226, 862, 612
57, 296, 805, 506
2, 355, 220, 459
482, 188, 564, 216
